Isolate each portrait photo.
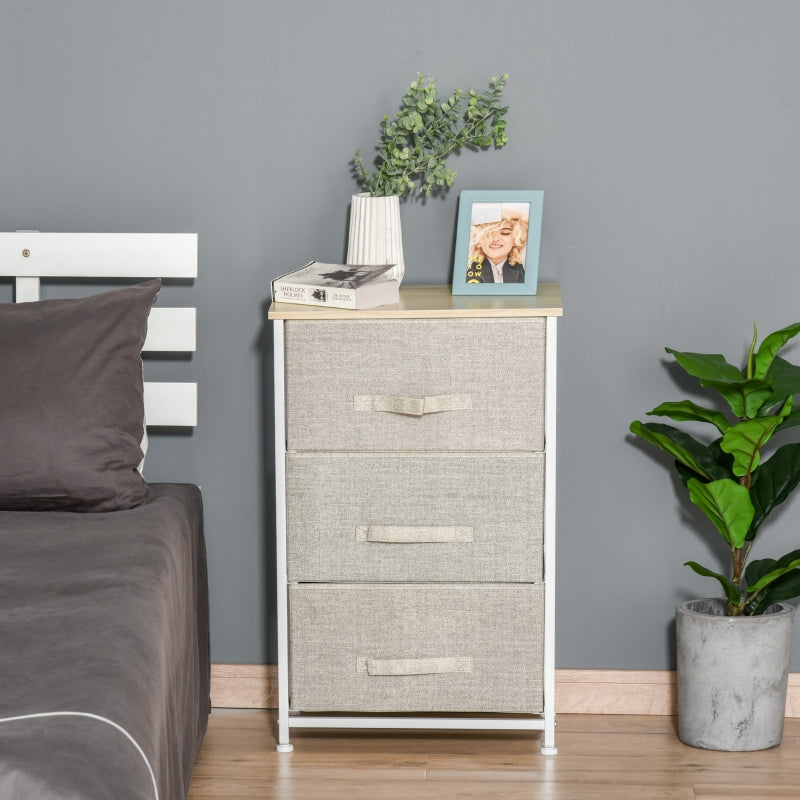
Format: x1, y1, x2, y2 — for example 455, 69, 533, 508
451, 190, 543, 296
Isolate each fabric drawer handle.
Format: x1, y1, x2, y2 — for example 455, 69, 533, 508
354, 394, 472, 417
356, 657, 473, 676
355, 525, 473, 543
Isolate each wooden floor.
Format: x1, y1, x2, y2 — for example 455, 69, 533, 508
187, 710, 800, 799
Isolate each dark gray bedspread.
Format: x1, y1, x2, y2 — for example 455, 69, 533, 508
0, 483, 210, 800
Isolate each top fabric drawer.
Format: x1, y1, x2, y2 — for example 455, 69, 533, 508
284, 317, 546, 452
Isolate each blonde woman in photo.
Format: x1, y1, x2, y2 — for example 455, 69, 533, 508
466, 203, 529, 284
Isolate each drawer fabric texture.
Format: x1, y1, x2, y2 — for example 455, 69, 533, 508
284, 318, 546, 452
288, 583, 544, 713
286, 452, 544, 582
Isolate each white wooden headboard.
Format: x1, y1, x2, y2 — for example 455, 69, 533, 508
0, 231, 198, 427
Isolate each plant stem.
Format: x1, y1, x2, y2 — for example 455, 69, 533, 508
732, 544, 750, 584
729, 543, 751, 614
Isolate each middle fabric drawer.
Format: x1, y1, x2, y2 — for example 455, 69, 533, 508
286, 452, 544, 582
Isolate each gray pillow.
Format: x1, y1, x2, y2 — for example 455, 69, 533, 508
0, 279, 161, 511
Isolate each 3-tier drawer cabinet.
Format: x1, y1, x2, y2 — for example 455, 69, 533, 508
269, 284, 562, 754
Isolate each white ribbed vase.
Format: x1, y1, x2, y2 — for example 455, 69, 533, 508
346, 192, 405, 283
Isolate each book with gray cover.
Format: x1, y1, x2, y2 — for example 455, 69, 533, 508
272, 261, 399, 309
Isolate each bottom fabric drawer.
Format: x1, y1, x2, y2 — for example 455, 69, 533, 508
288, 583, 544, 714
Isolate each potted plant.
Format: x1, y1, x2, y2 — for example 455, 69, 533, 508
348, 73, 510, 281
629, 321, 800, 750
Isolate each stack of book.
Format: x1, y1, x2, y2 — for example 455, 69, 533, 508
271, 262, 400, 310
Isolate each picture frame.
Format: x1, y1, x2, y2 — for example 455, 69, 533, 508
451, 189, 543, 295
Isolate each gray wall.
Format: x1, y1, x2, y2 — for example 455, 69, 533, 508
4, 1, 800, 670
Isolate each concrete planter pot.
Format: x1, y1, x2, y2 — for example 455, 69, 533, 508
676, 598, 795, 751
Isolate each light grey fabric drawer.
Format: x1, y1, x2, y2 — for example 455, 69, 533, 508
284, 318, 546, 452
289, 583, 544, 713
286, 452, 544, 582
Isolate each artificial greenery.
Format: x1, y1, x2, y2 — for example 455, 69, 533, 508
353, 74, 510, 198
630, 322, 800, 615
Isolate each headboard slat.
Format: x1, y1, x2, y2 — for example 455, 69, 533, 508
145, 308, 197, 352
143, 383, 198, 427
1, 232, 197, 278
14, 276, 40, 302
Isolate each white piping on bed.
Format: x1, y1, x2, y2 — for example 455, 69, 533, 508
0, 711, 158, 800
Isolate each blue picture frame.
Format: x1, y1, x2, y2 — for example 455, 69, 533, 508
451, 189, 543, 295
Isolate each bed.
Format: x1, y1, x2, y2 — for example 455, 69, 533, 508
0, 232, 209, 800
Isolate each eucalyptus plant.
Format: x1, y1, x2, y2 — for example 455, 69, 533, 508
353, 73, 510, 198
629, 322, 800, 615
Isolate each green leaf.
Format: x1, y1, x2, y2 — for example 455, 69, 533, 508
761, 356, 800, 417
768, 548, 800, 572
744, 552, 800, 595
685, 560, 742, 606
753, 322, 800, 379
744, 556, 778, 588
666, 348, 742, 383
746, 323, 758, 379
674, 438, 734, 488
745, 549, 800, 585
748, 565, 800, 613
647, 400, 730, 434
665, 348, 773, 417
687, 478, 754, 549
748, 443, 800, 538
776, 407, 800, 431
629, 421, 723, 480
703, 378, 774, 419
720, 396, 793, 477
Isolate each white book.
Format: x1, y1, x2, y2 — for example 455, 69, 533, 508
272, 262, 400, 310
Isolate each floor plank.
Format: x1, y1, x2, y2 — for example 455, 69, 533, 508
187, 710, 800, 800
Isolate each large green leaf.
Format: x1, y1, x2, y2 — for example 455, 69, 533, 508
685, 560, 742, 606
666, 348, 743, 383
674, 438, 734, 488
745, 550, 800, 586
753, 322, 800, 379
702, 378, 774, 419
768, 355, 800, 395
748, 443, 800, 538
720, 396, 793, 477
769, 548, 800, 573
744, 554, 800, 596
687, 478, 754, 549
751, 570, 800, 613
744, 556, 778, 587
665, 348, 771, 418
775, 407, 800, 431
647, 400, 730, 434
629, 421, 723, 480
761, 356, 800, 418
741, 551, 800, 613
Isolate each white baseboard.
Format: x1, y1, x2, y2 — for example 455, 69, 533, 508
210, 664, 800, 716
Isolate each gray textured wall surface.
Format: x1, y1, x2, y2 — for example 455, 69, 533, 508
3, 1, 800, 669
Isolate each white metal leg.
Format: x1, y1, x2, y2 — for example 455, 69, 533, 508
541, 315, 558, 755
273, 320, 293, 753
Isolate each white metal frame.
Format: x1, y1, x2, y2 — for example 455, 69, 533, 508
273, 314, 558, 755
0, 231, 198, 427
